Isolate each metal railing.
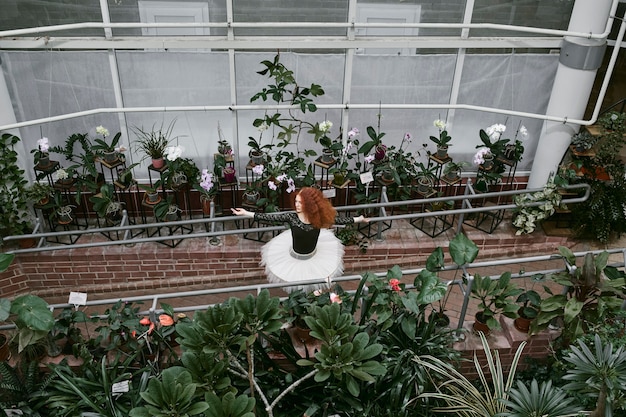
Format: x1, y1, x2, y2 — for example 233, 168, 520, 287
1, 182, 591, 253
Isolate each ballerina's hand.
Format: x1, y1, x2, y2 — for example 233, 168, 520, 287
355, 215, 370, 223
231, 208, 247, 216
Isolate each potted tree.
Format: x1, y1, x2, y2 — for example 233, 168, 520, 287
469, 271, 522, 335
132, 120, 178, 169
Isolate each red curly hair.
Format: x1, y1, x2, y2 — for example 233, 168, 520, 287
296, 187, 337, 229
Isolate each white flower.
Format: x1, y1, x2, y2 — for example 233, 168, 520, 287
286, 178, 296, 193
268, 181, 277, 191
276, 173, 287, 182
252, 164, 265, 175
365, 154, 375, 163
37, 137, 49, 152
313, 289, 322, 297
473, 147, 492, 165
319, 120, 333, 133
348, 127, 359, 139
330, 292, 342, 304
404, 132, 412, 142
257, 121, 269, 132
485, 123, 506, 141
96, 125, 109, 137
433, 119, 446, 130
518, 125, 528, 139
164, 145, 183, 161
54, 168, 69, 181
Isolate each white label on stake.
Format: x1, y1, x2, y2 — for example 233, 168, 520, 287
322, 188, 336, 198
68, 292, 87, 306
360, 171, 374, 184
112, 380, 130, 393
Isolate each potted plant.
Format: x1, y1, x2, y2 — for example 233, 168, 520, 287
89, 183, 124, 224
359, 123, 386, 161
48, 132, 104, 201
469, 271, 522, 334
217, 138, 233, 156
415, 161, 437, 194
30, 136, 51, 167
139, 182, 162, 205
194, 168, 219, 215
47, 190, 76, 225
161, 146, 199, 191
570, 129, 597, 153
530, 247, 626, 345
443, 160, 469, 182
247, 131, 272, 166
91, 125, 124, 164
513, 288, 542, 333
598, 110, 626, 132
25, 182, 54, 206
154, 196, 182, 222
429, 119, 452, 158
132, 120, 178, 169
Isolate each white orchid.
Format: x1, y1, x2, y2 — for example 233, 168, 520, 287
95, 125, 109, 137
433, 119, 446, 130
164, 145, 183, 161
319, 120, 333, 133
54, 168, 69, 181
252, 164, 265, 176
485, 123, 506, 141
37, 137, 50, 152
473, 147, 492, 166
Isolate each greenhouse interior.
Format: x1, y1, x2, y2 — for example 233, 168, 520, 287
1, 0, 626, 416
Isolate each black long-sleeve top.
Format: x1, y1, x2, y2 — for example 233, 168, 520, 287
254, 212, 354, 255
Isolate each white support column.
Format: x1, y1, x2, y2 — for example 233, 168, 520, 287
528, 0, 613, 187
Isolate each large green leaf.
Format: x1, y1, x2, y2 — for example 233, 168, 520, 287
448, 233, 479, 265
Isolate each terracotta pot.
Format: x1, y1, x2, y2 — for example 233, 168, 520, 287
472, 313, 491, 336
200, 195, 214, 215
152, 157, 165, 169
513, 308, 533, 333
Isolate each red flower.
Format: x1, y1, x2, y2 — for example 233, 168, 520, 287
389, 279, 401, 292
159, 314, 174, 326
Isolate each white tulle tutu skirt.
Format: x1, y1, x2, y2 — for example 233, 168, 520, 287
261, 228, 344, 293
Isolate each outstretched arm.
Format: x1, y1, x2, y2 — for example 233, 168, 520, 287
231, 208, 255, 218
353, 215, 369, 223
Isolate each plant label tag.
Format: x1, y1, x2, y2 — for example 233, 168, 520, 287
4, 410, 23, 416
68, 291, 87, 306
360, 171, 374, 184
112, 380, 130, 393
322, 188, 336, 198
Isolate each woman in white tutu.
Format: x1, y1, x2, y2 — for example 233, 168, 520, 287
231, 187, 368, 292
